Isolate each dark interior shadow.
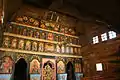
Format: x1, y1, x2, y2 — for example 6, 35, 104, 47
66, 62, 76, 80
13, 58, 27, 80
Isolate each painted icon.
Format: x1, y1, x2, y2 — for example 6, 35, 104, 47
32, 42, 38, 51
60, 27, 65, 33
33, 20, 39, 27
18, 40, 24, 49
54, 24, 59, 32
16, 16, 23, 22
56, 45, 61, 53
45, 43, 54, 52
30, 30, 33, 37
23, 28, 27, 36
57, 61, 65, 73
30, 59, 40, 74
40, 31, 46, 39
38, 42, 44, 52
47, 33, 54, 40
43, 62, 54, 80
23, 16, 28, 23
36, 31, 40, 38
3, 37, 10, 48
70, 47, 73, 54
0, 56, 13, 73
66, 46, 69, 53
54, 34, 59, 42
65, 27, 68, 34
11, 38, 17, 48
25, 41, 31, 50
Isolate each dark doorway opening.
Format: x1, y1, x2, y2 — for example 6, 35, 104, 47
66, 62, 76, 80
13, 58, 27, 80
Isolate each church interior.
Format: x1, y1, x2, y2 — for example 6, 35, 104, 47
0, 0, 120, 80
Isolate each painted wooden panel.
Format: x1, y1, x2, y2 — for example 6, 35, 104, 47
42, 58, 56, 80
30, 59, 40, 74
57, 61, 65, 73
0, 56, 14, 73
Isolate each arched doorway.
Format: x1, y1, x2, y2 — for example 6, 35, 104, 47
66, 62, 76, 80
13, 58, 28, 80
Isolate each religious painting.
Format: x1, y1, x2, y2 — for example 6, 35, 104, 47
74, 47, 78, 54
33, 30, 37, 38
50, 23, 55, 30
59, 35, 64, 42
75, 63, 81, 72
16, 26, 20, 34
45, 22, 50, 28
25, 40, 31, 50
3, 37, 10, 48
45, 43, 54, 52
18, 39, 24, 49
64, 36, 69, 43
40, 31, 46, 39
61, 45, 65, 53
60, 26, 65, 33
54, 34, 59, 42
57, 61, 65, 73
42, 58, 56, 80
69, 38, 73, 44
32, 42, 38, 51
29, 30, 34, 37
16, 16, 23, 23
30, 74, 41, 80
47, 33, 54, 40
66, 37, 70, 43
0, 56, 13, 73
30, 59, 40, 74
0, 74, 12, 80
40, 21, 46, 29
35, 31, 40, 38
29, 17, 39, 27
11, 38, 17, 49
33, 20, 39, 27
43, 63, 53, 80
23, 28, 27, 36
38, 42, 44, 52
19, 26, 23, 35
66, 46, 70, 53
45, 22, 54, 30
70, 47, 73, 54
65, 27, 68, 34
23, 16, 29, 25
56, 45, 61, 53
23, 16, 28, 23
29, 18, 35, 23
54, 24, 60, 32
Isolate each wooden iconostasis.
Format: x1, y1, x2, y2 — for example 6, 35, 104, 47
0, 10, 82, 80
2, 13, 81, 55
